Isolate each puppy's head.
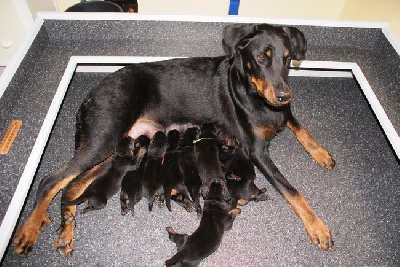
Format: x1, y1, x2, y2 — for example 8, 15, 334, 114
115, 136, 136, 157
166, 129, 181, 149
206, 179, 226, 201
199, 123, 217, 139
148, 131, 168, 158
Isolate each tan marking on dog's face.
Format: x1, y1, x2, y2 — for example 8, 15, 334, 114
254, 125, 276, 142
250, 76, 278, 105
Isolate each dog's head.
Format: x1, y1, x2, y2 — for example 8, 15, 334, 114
222, 23, 307, 107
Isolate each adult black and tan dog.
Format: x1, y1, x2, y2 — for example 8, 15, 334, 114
13, 23, 335, 255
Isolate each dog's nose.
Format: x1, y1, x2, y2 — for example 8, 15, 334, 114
275, 92, 291, 102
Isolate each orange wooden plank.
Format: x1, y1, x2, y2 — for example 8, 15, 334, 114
0, 120, 22, 154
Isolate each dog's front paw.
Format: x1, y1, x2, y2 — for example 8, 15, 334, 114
312, 147, 335, 170
13, 215, 52, 255
304, 216, 334, 251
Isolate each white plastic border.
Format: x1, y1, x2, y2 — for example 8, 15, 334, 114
1, 13, 399, 259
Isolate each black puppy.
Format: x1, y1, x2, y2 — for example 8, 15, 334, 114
162, 130, 194, 212
165, 179, 241, 267
177, 127, 202, 216
194, 123, 230, 201
120, 135, 151, 216
143, 131, 168, 211
219, 138, 269, 208
63, 136, 148, 213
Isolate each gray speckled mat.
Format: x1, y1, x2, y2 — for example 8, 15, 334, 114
2, 73, 399, 266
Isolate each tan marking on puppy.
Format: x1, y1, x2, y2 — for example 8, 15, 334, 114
171, 189, 178, 196
237, 199, 249, 206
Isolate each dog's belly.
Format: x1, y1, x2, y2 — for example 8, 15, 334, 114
126, 116, 199, 139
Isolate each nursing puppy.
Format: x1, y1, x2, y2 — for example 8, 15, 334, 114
165, 179, 241, 267
162, 130, 193, 212
177, 127, 202, 216
194, 123, 230, 201
143, 131, 168, 211
120, 135, 151, 216
63, 136, 148, 213
219, 140, 269, 208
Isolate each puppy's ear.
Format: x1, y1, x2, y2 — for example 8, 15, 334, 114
222, 24, 257, 57
281, 26, 307, 60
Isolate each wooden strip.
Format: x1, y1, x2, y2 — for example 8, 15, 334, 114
0, 120, 22, 154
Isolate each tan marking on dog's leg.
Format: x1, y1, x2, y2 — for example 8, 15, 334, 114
287, 121, 335, 169
63, 159, 109, 202
55, 205, 76, 256
285, 191, 333, 251
13, 172, 80, 254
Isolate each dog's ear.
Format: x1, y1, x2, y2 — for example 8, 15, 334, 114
281, 26, 307, 60
222, 24, 257, 57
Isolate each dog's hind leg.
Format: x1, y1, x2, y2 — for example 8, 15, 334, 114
13, 143, 115, 254
55, 204, 76, 256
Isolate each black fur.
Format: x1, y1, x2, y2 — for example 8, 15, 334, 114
162, 130, 194, 212
165, 179, 240, 266
14, 23, 335, 255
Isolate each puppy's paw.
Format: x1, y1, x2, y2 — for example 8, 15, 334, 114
229, 208, 241, 216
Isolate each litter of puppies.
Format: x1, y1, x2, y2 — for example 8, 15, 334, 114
70, 124, 269, 266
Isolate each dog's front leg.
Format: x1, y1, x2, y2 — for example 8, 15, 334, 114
287, 116, 335, 170
251, 146, 334, 251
